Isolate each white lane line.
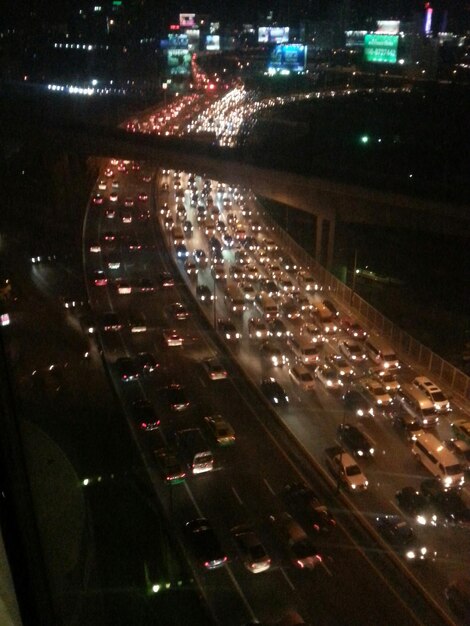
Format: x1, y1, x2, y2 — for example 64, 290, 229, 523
232, 486, 243, 506
263, 478, 276, 495
279, 566, 295, 590
198, 375, 206, 388
183, 481, 205, 518
225, 563, 259, 623
389, 499, 404, 515
321, 560, 333, 577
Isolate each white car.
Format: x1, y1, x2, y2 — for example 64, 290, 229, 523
339, 340, 367, 363
98, 179, 107, 190
289, 364, 315, 390
371, 368, 400, 393
163, 329, 184, 347
315, 364, 343, 391
361, 378, 393, 406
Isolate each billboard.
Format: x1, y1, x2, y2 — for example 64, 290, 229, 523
179, 13, 195, 28
375, 20, 400, 35
364, 34, 399, 64
268, 43, 307, 74
167, 48, 191, 75
167, 33, 188, 49
206, 35, 220, 51
258, 26, 289, 44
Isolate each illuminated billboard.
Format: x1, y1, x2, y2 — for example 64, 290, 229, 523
268, 43, 307, 74
180, 13, 195, 28
364, 34, 399, 64
167, 34, 188, 49
167, 49, 191, 75
375, 20, 400, 35
206, 35, 220, 51
258, 26, 289, 44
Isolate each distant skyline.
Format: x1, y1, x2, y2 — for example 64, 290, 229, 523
4, 0, 470, 33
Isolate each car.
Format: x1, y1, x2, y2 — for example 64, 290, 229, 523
98, 179, 107, 190
184, 518, 227, 570
445, 577, 470, 619
281, 300, 301, 321
135, 278, 155, 293
104, 168, 113, 178
135, 352, 159, 374
115, 357, 140, 382
240, 282, 256, 302
89, 242, 101, 254
451, 418, 470, 445
371, 368, 401, 393
277, 276, 296, 294
301, 322, 324, 344
444, 439, 470, 471
322, 299, 339, 318
196, 284, 213, 302
337, 423, 375, 458
314, 364, 343, 391
153, 447, 186, 484
111, 179, 119, 189
137, 192, 148, 202
204, 414, 235, 446
260, 341, 289, 367
93, 270, 108, 287
115, 280, 132, 295
248, 317, 269, 341
342, 318, 368, 340
127, 239, 142, 250
361, 378, 393, 407
395, 487, 437, 526
128, 311, 147, 333
412, 376, 451, 413
109, 192, 118, 203
268, 318, 289, 339
193, 249, 207, 267
175, 243, 189, 259
421, 478, 470, 528
165, 384, 190, 412
92, 193, 104, 205
262, 280, 280, 299
162, 329, 183, 347
142, 174, 152, 183
281, 483, 336, 533
231, 525, 271, 573
279, 255, 298, 274
212, 262, 226, 281
339, 340, 367, 363
260, 377, 289, 406
374, 514, 428, 561
101, 231, 117, 243
131, 399, 160, 431
297, 271, 322, 292
289, 364, 315, 390
61, 296, 84, 310
100, 312, 122, 332
390, 406, 422, 441
105, 207, 116, 219
217, 319, 240, 342
325, 354, 355, 378
342, 389, 375, 418
123, 197, 134, 208
244, 264, 259, 282
120, 209, 133, 224
106, 255, 120, 270
158, 272, 174, 288
167, 302, 190, 321
269, 511, 322, 570
202, 358, 228, 381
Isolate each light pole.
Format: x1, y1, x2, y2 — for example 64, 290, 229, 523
162, 81, 168, 107
350, 248, 358, 305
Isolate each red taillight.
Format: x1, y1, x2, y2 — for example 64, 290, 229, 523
141, 422, 147, 429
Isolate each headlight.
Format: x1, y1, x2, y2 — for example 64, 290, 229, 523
377, 399, 382, 405
416, 515, 426, 525
327, 380, 332, 387
369, 448, 375, 455
444, 476, 452, 488
406, 550, 416, 560
357, 450, 364, 457
351, 484, 356, 489
420, 547, 427, 556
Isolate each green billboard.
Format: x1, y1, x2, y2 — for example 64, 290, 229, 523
364, 34, 399, 64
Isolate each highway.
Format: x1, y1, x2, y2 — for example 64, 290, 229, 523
80, 154, 467, 625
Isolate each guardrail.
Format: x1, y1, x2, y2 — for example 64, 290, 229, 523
256, 197, 470, 403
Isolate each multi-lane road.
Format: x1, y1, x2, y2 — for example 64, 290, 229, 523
80, 153, 470, 625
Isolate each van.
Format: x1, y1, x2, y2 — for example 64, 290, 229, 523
287, 334, 321, 366
172, 225, 184, 246
314, 304, 338, 335
412, 376, 451, 413
411, 431, 465, 489
224, 283, 246, 315
255, 291, 279, 321
364, 337, 400, 370
397, 383, 439, 428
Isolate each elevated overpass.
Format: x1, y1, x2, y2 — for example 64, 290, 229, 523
11, 121, 470, 267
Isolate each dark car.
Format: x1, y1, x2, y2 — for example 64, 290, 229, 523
342, 389, 374, 418
268, 318, 289, 339
165, 384, 190, 412
131, 399, 160, 431
260, 377, 289, 406
158, 272, 174, 288
282, 483, 336, 533
101, 312, 123, 332
337, 423, 375, 458
196, 284, 213, 303
390, 406, 422, 441
115, 357, 140, 382
217, 319, 240, 342
175, 243, 189, 259
374, 514, 428, 561
322, 299, 339, 318
153, 447, 186, 484
395, 487, 437, 526
167, 302, 190, 321
184, 518, 227, 570
135, 352, 159, 374
420, 479, 470, 528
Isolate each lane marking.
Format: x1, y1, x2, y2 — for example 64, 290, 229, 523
232, 486, 243, 506
263, 478, 275, 495
279, 566, 295, 590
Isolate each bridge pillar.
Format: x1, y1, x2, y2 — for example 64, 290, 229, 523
326, 215, 335, 270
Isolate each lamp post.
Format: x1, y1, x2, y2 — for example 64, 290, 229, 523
350, 248, 358, 305
162, 80, 168, 107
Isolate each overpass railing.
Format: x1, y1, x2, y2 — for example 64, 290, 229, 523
256, 198, 470, 403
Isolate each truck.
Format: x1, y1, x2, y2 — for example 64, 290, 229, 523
324, 445, 368, 492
